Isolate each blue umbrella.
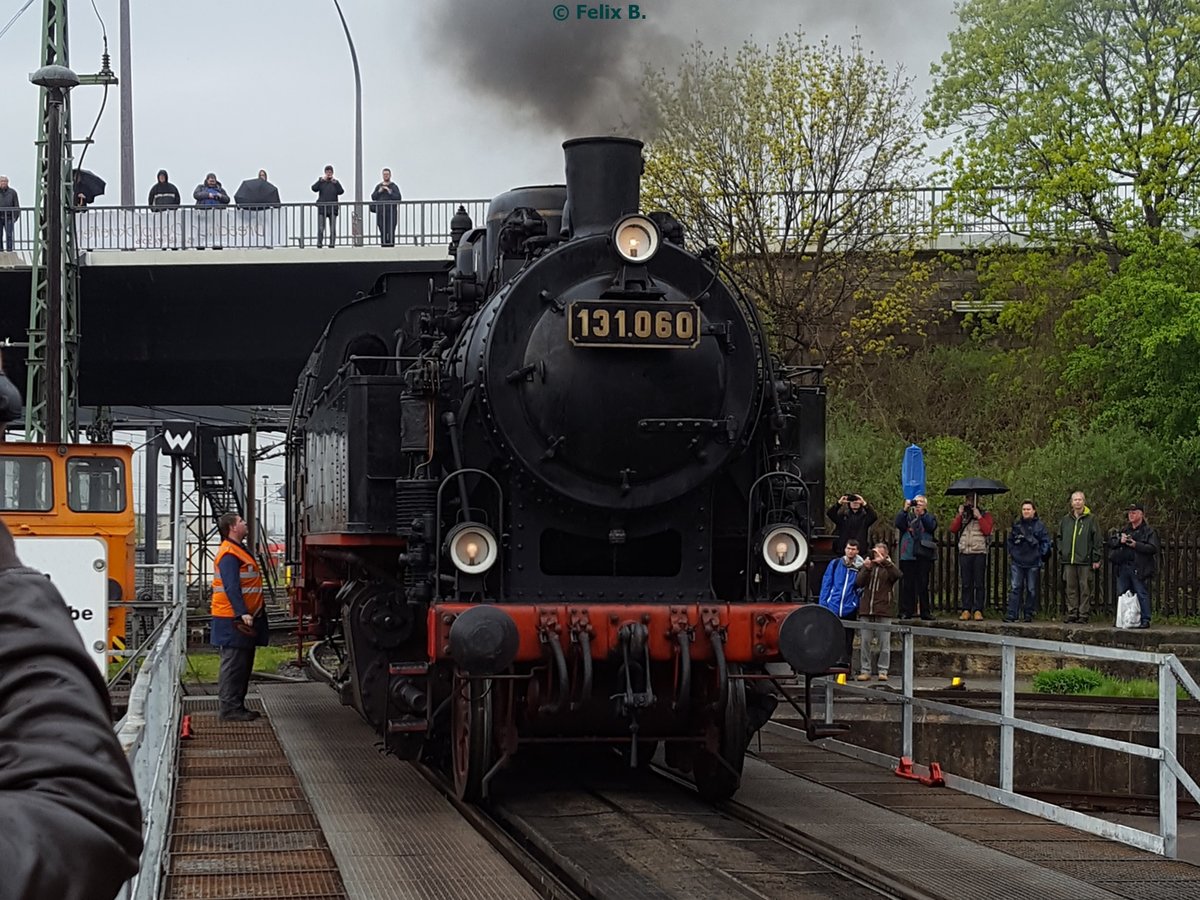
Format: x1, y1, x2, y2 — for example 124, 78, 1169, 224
901, 444, 925, 501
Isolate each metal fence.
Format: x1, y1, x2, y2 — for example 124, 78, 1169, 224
820, 622, 1200, 858
920, 530, 1200, 619
0, 198, 489, 253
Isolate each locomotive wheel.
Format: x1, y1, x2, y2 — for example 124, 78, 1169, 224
452, 671, 494, 802
693, 664, 747, 802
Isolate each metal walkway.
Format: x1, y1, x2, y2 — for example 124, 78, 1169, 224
752, 723, 1200, 899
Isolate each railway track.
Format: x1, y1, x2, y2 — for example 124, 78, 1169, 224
419, 752, 918, 900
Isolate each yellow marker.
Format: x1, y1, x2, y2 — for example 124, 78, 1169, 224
837, 673, 847, 685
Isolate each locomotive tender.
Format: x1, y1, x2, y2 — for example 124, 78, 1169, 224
288, 137, 845, 801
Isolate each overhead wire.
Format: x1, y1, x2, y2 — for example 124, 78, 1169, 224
0, 0, 36, 44
75, 0, 111, 171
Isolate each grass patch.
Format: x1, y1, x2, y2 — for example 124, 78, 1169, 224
183, 645, 300, 684
1033, 665, 1187, 700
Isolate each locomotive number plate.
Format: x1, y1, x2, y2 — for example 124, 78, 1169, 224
568, 300, 700, 349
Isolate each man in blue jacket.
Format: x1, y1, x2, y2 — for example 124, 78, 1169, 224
1005, 500, 1051, 622
820, 538, 864, 668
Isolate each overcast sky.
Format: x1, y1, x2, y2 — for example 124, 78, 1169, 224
0, 1, 958, 206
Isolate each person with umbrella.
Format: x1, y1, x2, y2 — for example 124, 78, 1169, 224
370, 167, 401, 247
948, 478, 1003, 622
234, 170, 281, 209
72, 169, 105, 207
894, 495, 937, 620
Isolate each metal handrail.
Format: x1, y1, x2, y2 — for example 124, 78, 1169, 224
818, 621, 1200, 858
0, 198, 488, 253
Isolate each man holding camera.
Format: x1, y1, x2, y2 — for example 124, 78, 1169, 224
855, 541, 902, 680
1108, 504, 1160, 629
827, 492, 877, 558
951, 494, 994, 621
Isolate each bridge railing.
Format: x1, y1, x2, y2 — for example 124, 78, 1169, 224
0, 198, 489, 253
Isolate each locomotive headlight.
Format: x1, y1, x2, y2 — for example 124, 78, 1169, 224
447, 523, 499, 574
762, 525, 808, 574
613, 215, 660, 264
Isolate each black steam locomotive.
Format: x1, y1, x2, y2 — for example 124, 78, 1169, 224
288, 137, 844, 801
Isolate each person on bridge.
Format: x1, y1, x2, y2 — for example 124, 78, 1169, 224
148, 169, 181, 208
312, 164, 344, 248
0, 517, 144, 899
1108, 504, 1160, 629
0, 176, 17, 251
211, 512, 268, 721
371, 168, 402, 247
193, 172, 230, 207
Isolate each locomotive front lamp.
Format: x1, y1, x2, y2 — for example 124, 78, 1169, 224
762, 525, 808, 574
447, 523, 499, 574
613, 215, 660, 263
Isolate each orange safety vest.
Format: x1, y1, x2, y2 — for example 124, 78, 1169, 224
211, 540, 264, 618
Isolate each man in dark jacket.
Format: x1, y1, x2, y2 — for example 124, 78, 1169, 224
370, 167, 401, 247
0, 519, 143, 898
855, 541, 901, 680
147, 169, 180, 208
193, 172, 230, 206
1057, 490, 1102, 622
1108, 503, 1160, 629
312, 164, 344, 248
895, 495, 937, 620
827, 492, 877, 558
1005, 500, 1051, 623
0, 175, 18, 251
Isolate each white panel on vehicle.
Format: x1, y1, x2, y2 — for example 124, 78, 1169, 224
14, 536, 109, 673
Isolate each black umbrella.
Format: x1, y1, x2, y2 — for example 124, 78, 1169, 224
234, 178, 281, 209
72, 169, 105, 205
945, 477, 1009, 496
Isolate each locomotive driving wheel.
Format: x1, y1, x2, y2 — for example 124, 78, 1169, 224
693, 663, 747, 802
451, 670, 495, 802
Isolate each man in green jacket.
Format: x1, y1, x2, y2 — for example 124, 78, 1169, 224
1057, 490, 1102, 622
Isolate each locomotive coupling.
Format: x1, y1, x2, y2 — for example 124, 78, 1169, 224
447, 605, 520, 676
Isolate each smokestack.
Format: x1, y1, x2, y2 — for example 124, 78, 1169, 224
561, 137, 644, 238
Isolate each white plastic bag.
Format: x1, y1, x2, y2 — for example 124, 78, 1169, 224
1115, 590, 1141, 629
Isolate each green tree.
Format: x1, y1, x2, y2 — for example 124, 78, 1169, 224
927, 0, 1200, 247
641, 34, 930, 365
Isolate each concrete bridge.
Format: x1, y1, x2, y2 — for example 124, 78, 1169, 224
0, 190, 1034, 424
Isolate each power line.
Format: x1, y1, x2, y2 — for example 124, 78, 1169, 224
0, 0, 36, 44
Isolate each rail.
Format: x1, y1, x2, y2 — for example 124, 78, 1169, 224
0, 198, 488, 253
0, 182, 1166, 257
823, 621, 1200, 859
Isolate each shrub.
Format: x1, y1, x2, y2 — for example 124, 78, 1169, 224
1031, 667, 1105, 695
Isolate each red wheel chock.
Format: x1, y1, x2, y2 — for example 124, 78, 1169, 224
895, 756, 945, 787
181, 714, 193, 740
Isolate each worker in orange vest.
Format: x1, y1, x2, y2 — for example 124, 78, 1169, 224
211, 511, 267, 721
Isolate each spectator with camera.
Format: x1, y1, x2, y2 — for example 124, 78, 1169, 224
951, 494, 994, 621
855, 541, 902, 680
827, 492, 877, 558
894, 495, 937, 620
1004, 500, 1051, 623
1108, 503, 1160, 629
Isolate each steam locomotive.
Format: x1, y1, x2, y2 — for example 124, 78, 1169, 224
287, 137, 845, 801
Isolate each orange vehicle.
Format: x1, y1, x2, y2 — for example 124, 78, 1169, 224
0, 442, 134, 659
